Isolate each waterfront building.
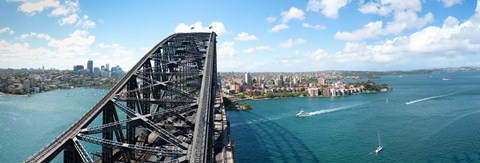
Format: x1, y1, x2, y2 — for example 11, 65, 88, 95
87, 60, 93, 74
34, 87, 40, 93
23, 80, 31, 93
308, 87, 319, 96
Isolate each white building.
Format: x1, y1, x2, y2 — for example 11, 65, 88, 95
307, 87, 319, 96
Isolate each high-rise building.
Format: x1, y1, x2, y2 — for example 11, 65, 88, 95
106, 64, 110, 71
111, 65, 125, 79
87, 60, 93, 74
245, 72, 252, 84
93, 67, 100, 77
73, 65, 84, 72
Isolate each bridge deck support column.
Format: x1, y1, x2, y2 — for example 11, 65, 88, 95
126, 78, 137, 161
102, 102, 115, 163
64, 140, 82, 163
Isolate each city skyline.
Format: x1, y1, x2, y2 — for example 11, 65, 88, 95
1, 0, 480, 72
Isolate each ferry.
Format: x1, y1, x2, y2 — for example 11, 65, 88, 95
296, 108, 309, 117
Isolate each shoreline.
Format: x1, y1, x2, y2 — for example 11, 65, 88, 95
229, 91, 389, 103
231, 96, 302, 102
0, 92, 29, 97
0, 87, 109, 97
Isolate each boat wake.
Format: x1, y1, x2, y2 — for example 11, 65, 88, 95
305, 104, 363, 117
405, 92, 461, 105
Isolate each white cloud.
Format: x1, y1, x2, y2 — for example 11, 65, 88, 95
235, 32, 258, 41
269, 24, 289, 32
385, 11, 433, 34
217, 41, 236, 58
20, 32, 53, 40
2, 29, 143, 70
0, 27, 14, 35
58, 14, 79, 25
274, 3, 480, 71
334, 12, 480, 68
0, 29, 98, 69
218, 60, 269, 72
281, 7, 305, 23
20, 30, 95, 55
338, 0, 433, 41
302, 23, 326, 30
268, 7, 304, 33
14, 0, 94, 28
174, 21, 228, 35
279, 38, 306, 48
441, 0, 463, 8
358, 0, 422, 16
335, 21, 384, 41
98, 43, 120, 49
266, 16, 277, 23
76, 15, 96, 29
309, 49, 329, 60
50, 0, 79, 16
243, 45, 273, 54
17, 0, 59, 16
307, 0, 349, 19
0, 40, 56, 65
49, 30, 95, 55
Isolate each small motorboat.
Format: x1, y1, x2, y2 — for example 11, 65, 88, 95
296, 108, 309, 117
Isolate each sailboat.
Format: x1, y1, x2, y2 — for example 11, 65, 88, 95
375, 133, 383, 154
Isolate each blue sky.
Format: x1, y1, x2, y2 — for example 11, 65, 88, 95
0, 0, 479, 72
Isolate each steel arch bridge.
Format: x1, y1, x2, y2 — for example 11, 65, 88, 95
26, 32, 233, 163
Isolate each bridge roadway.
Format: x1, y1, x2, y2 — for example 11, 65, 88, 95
25, 33, 189, 162
189, 31, 216, 162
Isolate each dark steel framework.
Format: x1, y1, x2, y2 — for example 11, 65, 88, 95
26, 32, 218, 163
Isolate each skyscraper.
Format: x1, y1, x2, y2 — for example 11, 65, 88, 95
87, 60, 93, 74
245, 72, 252, 84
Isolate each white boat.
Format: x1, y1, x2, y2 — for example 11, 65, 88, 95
296, 108, 309, 117
375, 133, 383, 154
442, 77, 450, 81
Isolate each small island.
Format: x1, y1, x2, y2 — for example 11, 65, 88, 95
223, 97, 252, 111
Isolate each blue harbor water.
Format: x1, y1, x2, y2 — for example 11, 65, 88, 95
0, 71, 479, 162
228, 71, 480, 162
0, 88, 108, 162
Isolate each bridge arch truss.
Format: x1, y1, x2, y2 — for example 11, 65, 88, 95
26, 32, 226, 163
